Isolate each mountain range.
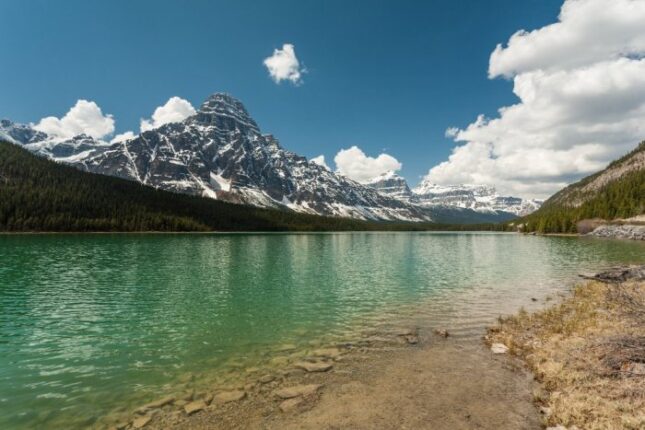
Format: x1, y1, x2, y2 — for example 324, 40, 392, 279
516, 141, 644, 233
367, 171, 541, 216
1, 93, 540, 223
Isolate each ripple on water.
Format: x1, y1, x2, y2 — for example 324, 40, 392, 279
0, 233, 643, 429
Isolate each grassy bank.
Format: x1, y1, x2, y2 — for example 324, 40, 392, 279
486, 277, 644, 429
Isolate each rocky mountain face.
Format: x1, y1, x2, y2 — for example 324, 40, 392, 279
411, 180, 542, 217
365, 171, 413, 201
1, 93, 541, 223
1, 95, 432, 221
517, 142, 644, 234
367, 171, 541, 217
545, 141, 645, 208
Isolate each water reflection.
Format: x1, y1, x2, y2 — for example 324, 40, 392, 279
0, 233, 642, 429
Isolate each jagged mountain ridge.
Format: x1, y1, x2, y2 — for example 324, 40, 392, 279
1, 95, 434, 221
366, 171, 541, 217
2, 93, 540, 222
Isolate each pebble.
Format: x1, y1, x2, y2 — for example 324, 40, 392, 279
491, 343, 509, 354
433, 329, 449, 338
404, 335, 419, 345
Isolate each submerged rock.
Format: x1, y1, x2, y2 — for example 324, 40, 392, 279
295, 361, 333, 372
135, 396, 174, 414
274, 384, 322, 399
433, 329, 450, 338
259, 374, 276, 384
131, 415, 152, 429
311, 348, 341, 359
404, 335, 419, 345
184, 400, 206, 415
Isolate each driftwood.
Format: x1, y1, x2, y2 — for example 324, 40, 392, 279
579, 265, 645, 283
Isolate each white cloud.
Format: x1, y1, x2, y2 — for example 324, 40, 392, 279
425, 0, 645, 199
334, 146, 402, 183
110, 131, 136, 144
263, 43, 305, 85
444, 127, 459, 138
140, 96, 196, 132
310, 155, 330, 170
489, 0, 645, 78
33, 99, 115, 139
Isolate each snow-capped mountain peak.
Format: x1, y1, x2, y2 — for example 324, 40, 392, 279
364, 173, 541, 217
2, 92, 541, 222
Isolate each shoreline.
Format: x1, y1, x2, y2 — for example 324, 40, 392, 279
104, 329, 540, 430
100, 267, 644, 430
100, 290, 564, 430
487, 266, 645, 429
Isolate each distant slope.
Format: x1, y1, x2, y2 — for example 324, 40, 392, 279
514, 142, 645, 233
0, 142, 502, 232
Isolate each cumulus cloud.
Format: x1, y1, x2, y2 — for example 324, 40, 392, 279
33, 100, 115, 139
310, 155, 330, 170
110, 131, 136, 144
263, 44, 305, 85
334, 146, 402, 183
140, 96, 196, 132
425, 0, 645, 199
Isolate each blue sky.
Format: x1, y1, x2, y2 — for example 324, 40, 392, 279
3, 0, 643, 197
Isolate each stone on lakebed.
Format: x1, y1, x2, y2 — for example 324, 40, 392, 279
294, 361, 333, 372
184, 400, 207, 415
131, 415, 152, 429
213, 390, 246, 403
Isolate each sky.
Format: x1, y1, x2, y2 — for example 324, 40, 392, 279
1, 0, 644, 198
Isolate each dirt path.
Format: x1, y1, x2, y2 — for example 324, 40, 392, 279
145, 338, 540, 430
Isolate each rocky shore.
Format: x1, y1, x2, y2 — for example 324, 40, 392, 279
588, 223, 645, 240
486, 266, 645, 430
102, 266, 644, 430
103, 326, 539, 430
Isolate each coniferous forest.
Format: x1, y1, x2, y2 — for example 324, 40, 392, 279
0, 141, 502, 232
514, 142, 645, 233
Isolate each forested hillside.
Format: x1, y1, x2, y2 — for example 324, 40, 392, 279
0, 141, 501, 232
514, 142, 645, 233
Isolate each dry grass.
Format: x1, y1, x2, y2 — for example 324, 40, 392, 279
486, 281, 645, 430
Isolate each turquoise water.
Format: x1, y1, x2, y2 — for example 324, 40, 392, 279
0, 232, 643, 429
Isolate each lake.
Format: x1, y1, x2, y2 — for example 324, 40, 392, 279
0, 232, 643, 429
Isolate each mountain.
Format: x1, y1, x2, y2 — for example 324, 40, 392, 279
515, 142, 645, 233
365, 171, 413, 201
366, 170, 540, 218
411, 180, 542, 217
1, 93, 538, 224
2, 95, 436, 222
0, 141, 508, 232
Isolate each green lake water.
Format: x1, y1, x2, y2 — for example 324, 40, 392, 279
0, 232, 643, 429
